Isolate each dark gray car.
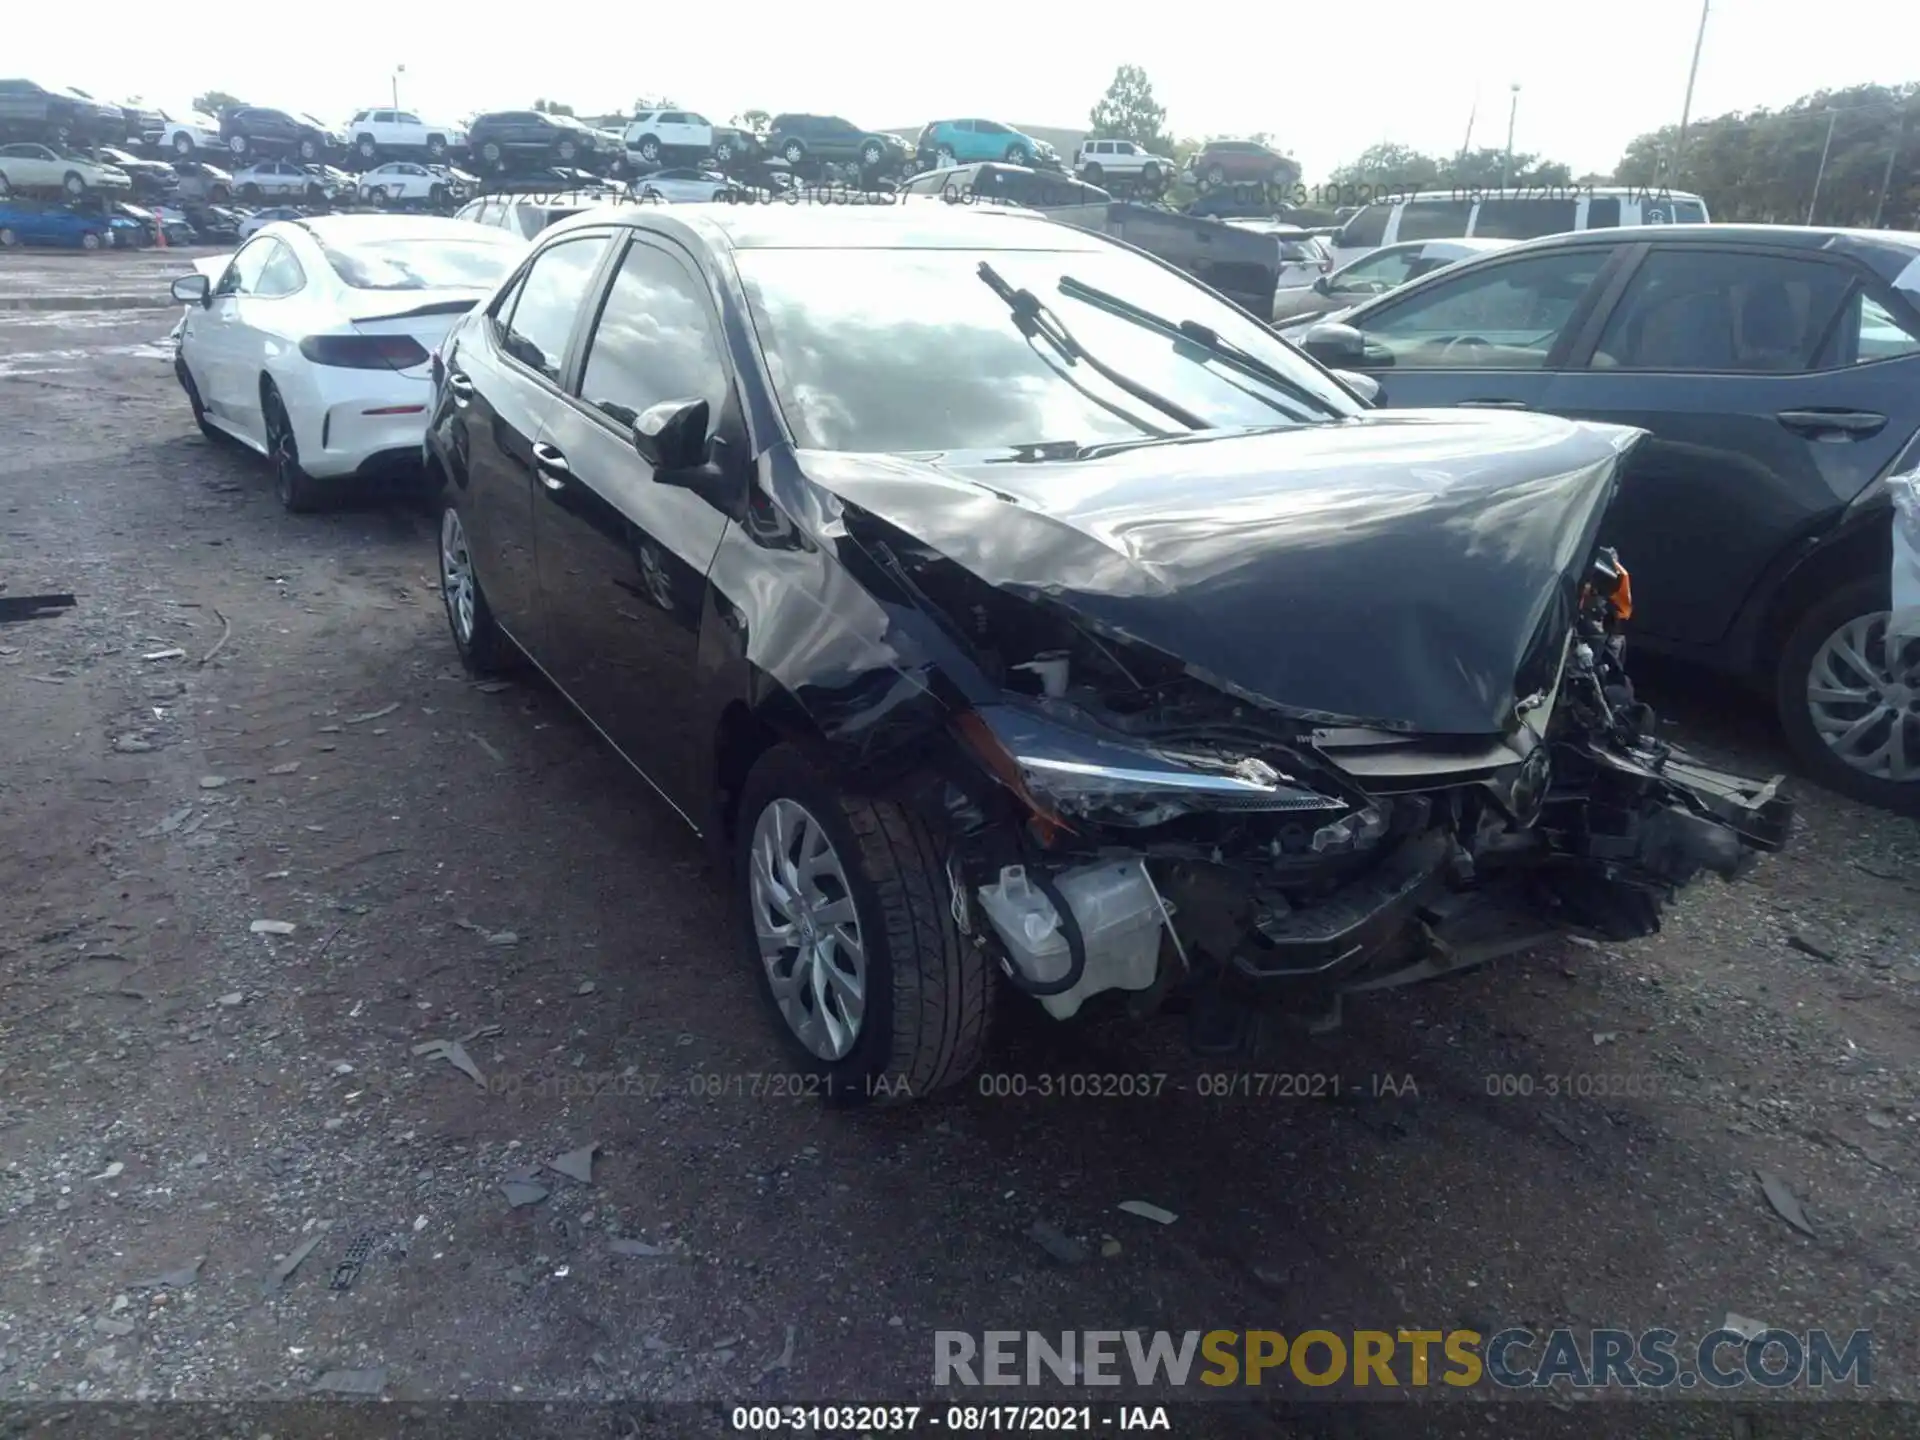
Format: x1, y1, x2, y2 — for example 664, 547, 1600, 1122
1294, 224, 1920, 812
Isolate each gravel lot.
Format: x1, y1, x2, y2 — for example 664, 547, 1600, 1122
1, 251, 1916, 1436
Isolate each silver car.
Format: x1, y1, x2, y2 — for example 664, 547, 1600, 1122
1271, 236, 1514, 324
231, 160, 337, 203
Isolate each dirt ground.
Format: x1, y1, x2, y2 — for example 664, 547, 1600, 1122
1, 251, 1917, 1438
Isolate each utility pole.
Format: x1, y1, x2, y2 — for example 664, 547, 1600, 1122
1459, 89, 1479, 165
1501, 84, 1520, 189
1673, 0, 1711, 176
1872, 119, 1905, 229
392, 63, 405, 113
1807, 108, 1840, 225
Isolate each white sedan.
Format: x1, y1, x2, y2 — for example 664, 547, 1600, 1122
632, 167, 733, 202
357, 161, 466, 205
170, 215, 527, 511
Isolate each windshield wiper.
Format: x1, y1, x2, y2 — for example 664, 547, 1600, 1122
1055, 275, 1345, 419
976, 262, 1205, 431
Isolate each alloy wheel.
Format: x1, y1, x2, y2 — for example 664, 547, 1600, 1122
748, 797, 866, 1061
266, 395, 300, 505
1806, 611, 1920, 782
440, 507, 476, 645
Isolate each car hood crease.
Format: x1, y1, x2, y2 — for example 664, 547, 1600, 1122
797, 413, 1645, 735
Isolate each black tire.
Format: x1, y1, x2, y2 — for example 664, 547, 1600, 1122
356, 134, 378, 160
1775, 575, 1920, 815
80, 230, 102, 251
298, 138, 319, 162
306, 184, 325, 203
1005, 144, 1027, 165
209, 184, 231, 203
713, 140, 733, 164
637, 135, 660, 162
556, 138, 578, 163
176, 359, 221, 441
0, 174, 11, 198
437, 503, 514, 674
263, 385, 321, 513
480, 141, 501, 165
228, 134, 247, 157
429, 183, 447, 204
64, 171, 86, 196
734, 744, 993, 1106
782, 140, 805, 165
1082, 162, 1103, 183
172, 132, 194, 157
240, 183, 260, 201
0, 227, 18, 249
1207, 163, 1226, 185
860, 141, 883, 168
426, 135, 447, 160
368, 185, 388, 203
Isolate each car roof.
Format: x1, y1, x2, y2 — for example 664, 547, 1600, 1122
552, 200, 1110, 252
294, 214, 524, 244
1496, 223, 1920, 278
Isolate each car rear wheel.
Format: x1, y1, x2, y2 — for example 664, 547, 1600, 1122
782, 140, 805, 165
1207, 162, 1226, 185
172, 133, 194, 157
480, 141, 501, 165
1777, 576, 1920, 815
0, 227, 17, 248
1082, 162, 1103, 183
735, 744, 993, 1106
860, 141, 883, 167
298, 139, 319, 162
64, 172, 85, 196
263, 386, 320, 513
240, 183, 261, 201
228, 135, 247, 157
357, 135, 377, 160
80, 230, 102, 251
426, 135, 447, 159
713, 139, 734, 164
368, 185, 388, 203
438, 505, 513, 674
637, 135, 660, 162
556, 138, 578, 163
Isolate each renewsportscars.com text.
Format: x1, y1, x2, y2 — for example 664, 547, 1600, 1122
934, 1328, 1872, 1390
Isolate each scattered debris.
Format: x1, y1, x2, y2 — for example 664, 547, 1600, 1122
412, 1037, 486, 1088
576, 980, 596, 995
198, 776, 229, 789
93, 1317, 135, 1338
1756, 1171, 1817, 1238
112, 735, 154, 753
1117, 1200, 1178, 1225
1723, 1313, 1768, 1342
345, 702, 400, 725
313, 1367, 387, 1396
90, 1162, 124, 1181
268, 761, 301, 775
250, 920, 296, 936
1592, 1031, 1620, 1045
468, 731, 505, 765
141, 806, 193, 837
547, 1144, 598, 1185
140, 648, 187, 662
134, 1257, 203, 1289
1787, 931, 1839, 964
197, 606, 232, 667
263, 1235, 324, 1294
609, 1237, 670, 1258
1026, 1220, 1089, 1265
331, 1230, 378, 1290
218, 992, 242, 1006
486, 930, 519, 947
475, 680, 513, 693
1100, 1237, 1122, 1258
1866, 1110, 1896, 1130
502, 1180, 550, 1208
759, 1324, 798, 1378
29, 674, 67, 685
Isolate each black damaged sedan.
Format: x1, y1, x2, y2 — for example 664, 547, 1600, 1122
424, 203, 1790, 1103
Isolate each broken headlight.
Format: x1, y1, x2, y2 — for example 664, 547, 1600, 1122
956, 703, 1348, 831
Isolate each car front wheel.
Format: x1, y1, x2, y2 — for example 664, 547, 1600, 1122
735, 745, 993, 1106
173, 133, 194, 156
1777, 576, 1920, 814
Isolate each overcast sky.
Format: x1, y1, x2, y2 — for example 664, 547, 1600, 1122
38, 0, 1917, 178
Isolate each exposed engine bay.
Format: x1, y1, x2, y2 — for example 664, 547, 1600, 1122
878, 534, 1791, 1049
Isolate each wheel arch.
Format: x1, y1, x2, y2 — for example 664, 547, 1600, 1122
1746, 505, 1893, 679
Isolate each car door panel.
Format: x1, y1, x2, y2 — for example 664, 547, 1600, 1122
532, 234, 735, 817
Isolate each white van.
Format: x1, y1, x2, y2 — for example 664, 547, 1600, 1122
1327, 187, 1709, 268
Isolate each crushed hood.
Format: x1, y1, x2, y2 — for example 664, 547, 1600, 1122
798, 412, 1643, 735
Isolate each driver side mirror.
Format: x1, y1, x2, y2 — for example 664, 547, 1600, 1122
1299, 321, 1368, 368
171, 272, 210, 306
1311, 274, 1331, 295
633, 396, 710, 473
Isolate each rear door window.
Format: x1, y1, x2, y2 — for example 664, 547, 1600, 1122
1590, 248, 1853, 373
498, 234, 611, 381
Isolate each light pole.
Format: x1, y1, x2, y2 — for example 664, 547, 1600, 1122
391, 64, 405, 113
1459, 88, 1479, 165
1501, 84, 1520, 189
1806, 108, 1841, 225
1871, 118, 1906, 229
1673, 0, 1711, 176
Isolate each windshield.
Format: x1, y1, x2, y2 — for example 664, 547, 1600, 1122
316, 234, 521, 291
735, 246, 1359, 453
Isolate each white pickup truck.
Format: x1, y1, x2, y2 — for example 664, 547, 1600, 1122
345, 109, 466, 162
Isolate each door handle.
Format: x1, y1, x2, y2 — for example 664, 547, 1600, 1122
532, 441, 569, 492
1776, 409, 1886, 438
446, 371, 474, 403
1459, 399, 1530, 409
